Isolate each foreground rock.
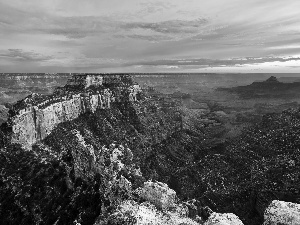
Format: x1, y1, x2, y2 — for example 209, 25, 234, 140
136, 181, 177, 210
100, 200, 200, 225
94, 180, 203, 224
263, 200, 300, 225
204, 212, 244, 225
95, 180, 245, 225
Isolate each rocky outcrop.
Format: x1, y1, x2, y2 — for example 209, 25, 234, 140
98, 179, 201, 224
263, 200, 300, 225
265, 76, 279, 83
0, 105, 8, 125
10, 90, 114, 148
102, 200, 200, 225
129, 84, 142, 102
66, 74, 131, 89
6, 74, 142, 148
136, 181, 177, 210
100, 179, 245, 225
66, 74, 103, 88
204, 212, 244, 225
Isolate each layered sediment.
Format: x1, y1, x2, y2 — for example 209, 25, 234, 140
6, 74, 141, 148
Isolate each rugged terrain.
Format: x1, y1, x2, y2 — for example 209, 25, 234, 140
1, 74, 300, 225
0, 74, 200, 224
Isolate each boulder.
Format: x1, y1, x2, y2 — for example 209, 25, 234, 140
204, 212, 244, 225
137, 181, 177, 210
263, 200, 300, 225
105, 200, 200, 225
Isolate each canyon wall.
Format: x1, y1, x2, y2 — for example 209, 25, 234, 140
9, 74, 141, 148
11, 90, 114, 148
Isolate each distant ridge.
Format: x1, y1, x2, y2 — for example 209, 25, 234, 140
218, 76, 300, 99
265, 76, 279, 83
278, 77, 300, 83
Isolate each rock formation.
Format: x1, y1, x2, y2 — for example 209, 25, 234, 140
204, 212, 244, 225
100, 179, 245, 225
218, 75, 300, 99
263, 200, 300, 225
102, 200, 200, 225
0, 74, 248, 225
136, 181, 177, 210
264, 76, 279, 83
5, 74, 141, 148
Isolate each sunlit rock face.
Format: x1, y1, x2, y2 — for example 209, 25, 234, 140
85, 75, 103, 88
7, 74, 141, 148
66, 74, 104, 88
103, 200, 200, 225
204, 212, 244, 225
0, 105, 9, 124
263, 200, 300, 225
10, 91, 114, 148
11, 106, 37, 147
71, 129, 97, 179
137, 181, 177, 210
100, 180, 204, 225
129, 84, 142, 102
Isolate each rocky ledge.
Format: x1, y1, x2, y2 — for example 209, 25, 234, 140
96, 177, 245, 225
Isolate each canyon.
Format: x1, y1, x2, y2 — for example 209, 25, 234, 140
1, 74, 300, 225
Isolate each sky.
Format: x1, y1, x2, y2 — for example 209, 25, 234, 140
0, 0, 300, 73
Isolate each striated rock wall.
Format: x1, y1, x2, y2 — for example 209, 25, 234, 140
67, 74, 103, 88
66, 74, 131, 88
11, 90, 115, 148
11, 107, 37, 147
8, 74, 142, 148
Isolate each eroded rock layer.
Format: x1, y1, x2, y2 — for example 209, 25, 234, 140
5, 74, 141, 148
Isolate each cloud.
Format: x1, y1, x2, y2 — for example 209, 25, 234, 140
38, 16, 120, 39
1, 0, 300, 72
122, 18, 208, 34
114, 18, 210, 42
137, 1, 176, 15
115, 34, 171, 42
0, 49, 53, 62
126, 56, 300, 68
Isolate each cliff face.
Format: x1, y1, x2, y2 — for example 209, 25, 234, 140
7, 74, 141, 148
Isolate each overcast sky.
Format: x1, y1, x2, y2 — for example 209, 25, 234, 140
0, 0, 300, 73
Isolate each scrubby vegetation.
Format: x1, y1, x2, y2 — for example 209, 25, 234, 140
1, 75, 300, 224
